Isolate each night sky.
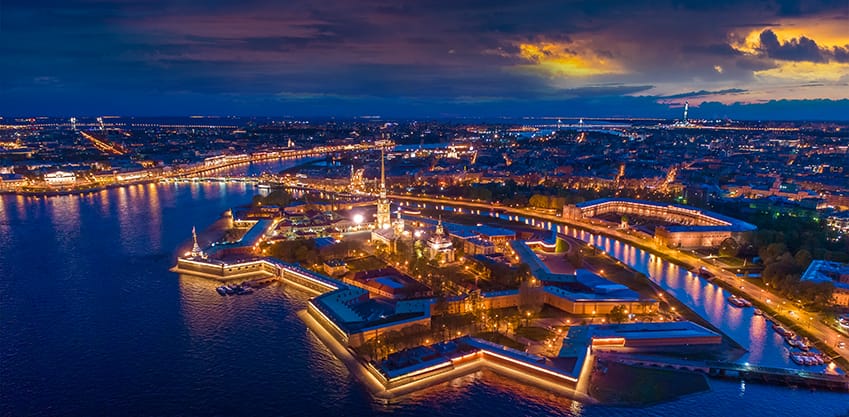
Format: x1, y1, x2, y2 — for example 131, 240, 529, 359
2, 0, 848, 119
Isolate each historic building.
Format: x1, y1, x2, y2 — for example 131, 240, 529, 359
375, 144, 391, 230
563, 198, 756, 249
426, 217, 455, 263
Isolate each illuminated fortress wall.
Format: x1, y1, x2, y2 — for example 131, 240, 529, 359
563, 198, 756, 249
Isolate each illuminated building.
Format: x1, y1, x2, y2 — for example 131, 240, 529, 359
426, 217, 455, 263
564, 198, 756, 249
801, 260, 849, 306
190, 226, 205, 259
43, 171, 76, 186
375, 144, 391, 230
827, 212, 849, 236
371, 210, 407, 252
571, 321, 722, 351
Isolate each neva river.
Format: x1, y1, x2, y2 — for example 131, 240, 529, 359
2, 158, 848, 416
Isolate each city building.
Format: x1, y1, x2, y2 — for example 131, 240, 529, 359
827, 212, 849, 236
801, 260, 849, 306
343, 267, 432, 300
564, 198, 756, 249
569, 321, 722, 352
323, 259, 348, 277
375, 144, 391, 229
205, 219, 274, 258
426, 217, 455, 263
43, 171, 76, 186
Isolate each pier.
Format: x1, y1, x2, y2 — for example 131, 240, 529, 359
597, 352, 849, 392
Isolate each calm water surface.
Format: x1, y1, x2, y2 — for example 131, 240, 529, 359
2, 160, 849, 416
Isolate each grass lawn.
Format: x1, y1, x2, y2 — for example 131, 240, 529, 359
474, 331, 526, 351
346, 255, 387, 272
515, 326, 553, 342
715, 256, 745, 267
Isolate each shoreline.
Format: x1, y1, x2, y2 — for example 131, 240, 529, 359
298, 309, 597, 403
1, 179, 158, 197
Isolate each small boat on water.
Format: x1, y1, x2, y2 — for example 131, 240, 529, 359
228, 284, 255, 295
773, 324, 790, 337
727, 295, 750, 308
754, 308, 763, 316
216, 282, 260, 296
798, 337, 811, 351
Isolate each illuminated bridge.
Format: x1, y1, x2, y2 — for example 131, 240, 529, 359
79, 131, 127, 155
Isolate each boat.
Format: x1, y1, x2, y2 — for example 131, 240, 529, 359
727, 295, 748, 308
798, 338, 811, 351
754, 308, 763, 316
216, 286, 228, 296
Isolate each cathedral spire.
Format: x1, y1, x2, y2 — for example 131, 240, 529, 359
379, 145, 386, 199
375, 141, 391, 229
191, 226, 202, 257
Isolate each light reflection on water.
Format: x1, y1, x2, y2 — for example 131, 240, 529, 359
2, 171, 849, 417
431, 203, 823, 371
574, 229, 813, 370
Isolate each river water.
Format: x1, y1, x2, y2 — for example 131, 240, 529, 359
2, 159, 848, 416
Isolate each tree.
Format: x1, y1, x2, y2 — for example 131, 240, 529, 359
760, 242, 789, 263
719, 238, 740, 257
549, 196, 567, 210
518, 278, 543, 318
529, 194, 549, 209
609, 305, 628, 324
555, 237, 569, 254
794, 249, 813, 269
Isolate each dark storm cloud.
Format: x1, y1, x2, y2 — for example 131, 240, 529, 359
661, 89, 748, 99
758, 29, 827, 62
746, 28, 849, 63
1, 0, 848, 117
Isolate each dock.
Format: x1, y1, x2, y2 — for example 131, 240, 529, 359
598, 352, 849, 392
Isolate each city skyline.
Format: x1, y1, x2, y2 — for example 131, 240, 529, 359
2, 0, 849, 119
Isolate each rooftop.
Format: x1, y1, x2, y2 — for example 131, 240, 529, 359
581, 321, 721, 343
801, 260, 849, 290
576, 197, 757, 233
